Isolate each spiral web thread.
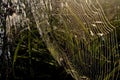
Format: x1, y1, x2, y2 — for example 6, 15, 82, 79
29, 0, 120, 80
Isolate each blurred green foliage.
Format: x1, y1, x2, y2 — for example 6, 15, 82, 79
11, 27, 74, 80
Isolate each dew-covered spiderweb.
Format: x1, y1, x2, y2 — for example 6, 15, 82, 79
30, 0, 119, 80
0, 0, 120, 80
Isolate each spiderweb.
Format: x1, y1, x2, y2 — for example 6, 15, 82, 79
29, 0, 119, 80
0, 0, 119, 80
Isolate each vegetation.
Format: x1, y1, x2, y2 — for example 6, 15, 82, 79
0, 0, 120, 80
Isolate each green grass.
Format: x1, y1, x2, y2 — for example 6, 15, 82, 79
0, 0, 120, 80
